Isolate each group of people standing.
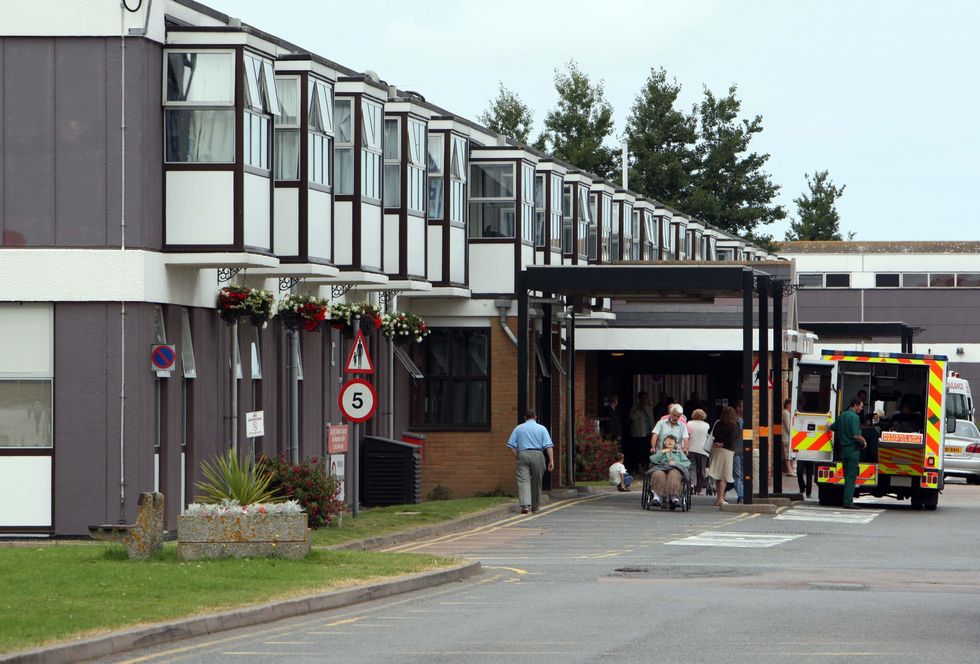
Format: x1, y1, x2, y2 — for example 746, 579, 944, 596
603, 391, 748, 507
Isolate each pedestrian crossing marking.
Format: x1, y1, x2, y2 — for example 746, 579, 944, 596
666, 531, 805, 548
774, 506, 882, 525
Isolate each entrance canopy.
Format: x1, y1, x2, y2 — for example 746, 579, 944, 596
516, 262, 791, 503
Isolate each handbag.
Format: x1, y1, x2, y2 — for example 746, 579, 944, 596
704, 421, 716, 452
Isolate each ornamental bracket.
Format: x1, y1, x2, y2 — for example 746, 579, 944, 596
279, 277, 302, 292
331, 284, 354, 299
217, 267, 242, 284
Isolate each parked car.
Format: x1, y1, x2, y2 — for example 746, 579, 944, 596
943, 420, 980, 484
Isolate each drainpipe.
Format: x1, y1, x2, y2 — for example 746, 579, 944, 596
230, 322, 239, 452
495, 299, 518, 347
288, 328, 299, 464
387, 294, 396, 438
117, 4, 130, 523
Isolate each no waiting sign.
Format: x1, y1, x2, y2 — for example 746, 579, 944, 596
151, 344, 176, 372
338, 379, 377, 423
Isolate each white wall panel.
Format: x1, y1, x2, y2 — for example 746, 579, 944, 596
334, 202, 353, 265
383, 214, 400, 274
166, 171, 234, 246
0, 304, 52, 376
408, 216, 426, 277
273, 188, 299, 257
427, 226, 443, 281
469, 244, 513, 293
308, 190, 332, 261
0, 457, 51, 527
450, 226, 466, 284
361, 204, 383, 270
243, 172, 271, 251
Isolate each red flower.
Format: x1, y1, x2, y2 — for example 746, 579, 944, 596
373, 315, 382, 329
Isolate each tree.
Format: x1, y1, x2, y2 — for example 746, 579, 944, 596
624, 68, 697, 207
536, 61, 619, 180
478, 82, 534, 144
682, 85, 785, 238
785, 170, 847, 241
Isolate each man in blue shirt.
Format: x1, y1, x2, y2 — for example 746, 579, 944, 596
507, 409, 555, 514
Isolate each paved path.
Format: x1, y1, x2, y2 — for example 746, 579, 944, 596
96, 483, 980, 663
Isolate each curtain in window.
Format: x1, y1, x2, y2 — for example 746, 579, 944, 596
276, 78, 300, 125
335, 101, 353, 144
167, 52, 233, 103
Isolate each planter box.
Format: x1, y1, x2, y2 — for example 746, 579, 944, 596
177, 513, 311, 561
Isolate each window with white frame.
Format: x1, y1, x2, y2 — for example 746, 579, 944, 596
0, 304, 53, 448
164, 50, 235, 163
534, 174, 546, 248
307, 78, 333, 188
521, 163, 535, 244
427, 133, 445, 220
469, 162, 516, 238
631, 209, 642, 260
383, 117, 401, 208
361, 99, 383, 201
588, 193, 599, 260
798, 273, 824, 288
334, 97, 354, 194
242, 52, 279, 171
660, 217, 673, 256
643, 211, 656, 259
550, 174, 562, 253
622, 203, 634, 260
610, 205, 621, 261
578, 186, 591, 258
407, 119, 426, 215
825, 273, 850, 288
561, 184, 573, 254
449, 135, 467, 225
600, 195, 612, 262
274, 76, 300, 180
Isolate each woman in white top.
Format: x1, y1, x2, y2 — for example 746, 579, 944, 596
686, 409, 711, 494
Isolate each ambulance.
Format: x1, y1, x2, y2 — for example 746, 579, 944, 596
791, 350, 950, 510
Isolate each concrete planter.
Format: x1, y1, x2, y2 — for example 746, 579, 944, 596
177, 513, 311, 561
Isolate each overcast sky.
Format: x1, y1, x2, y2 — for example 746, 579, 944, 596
204, 0, 980, 241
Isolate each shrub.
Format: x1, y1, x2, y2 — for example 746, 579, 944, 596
194, 448, 279, 505
259, 455, 345, 528
474, 484, 515, 498
426, 484, 452, 501
574, 419, 621, 482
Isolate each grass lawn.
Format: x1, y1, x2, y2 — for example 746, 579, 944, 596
0, 544, 451, 654
312, 496, 513, 547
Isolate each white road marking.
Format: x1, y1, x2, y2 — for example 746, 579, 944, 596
666, 531, 806, 548
774, 506, 883, 525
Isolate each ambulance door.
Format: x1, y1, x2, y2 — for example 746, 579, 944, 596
791, 360, 837, 462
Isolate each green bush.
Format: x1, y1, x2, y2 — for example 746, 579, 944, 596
259, 455, 345, 528
574, 420, 621, 482
194, 448, 278, 505
474, 484, 515, 498
426, 484, 452, 501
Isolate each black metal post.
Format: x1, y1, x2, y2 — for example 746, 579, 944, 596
742, 270, 754, 505
542, 302, 553, 491
758, 275, 770, 498
517, 273, 529, 424
566, 306, 576, 486
772, 281, 784, 495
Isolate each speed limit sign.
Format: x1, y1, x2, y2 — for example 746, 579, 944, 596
338, 379, 378, 423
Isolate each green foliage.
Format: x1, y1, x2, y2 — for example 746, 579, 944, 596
474, 484, 515, 498
682, 85, 785, 237
260, 455, 345, 528
426, 484, 452, 501
785, 170, 848, 241
625, 67, 697, 207
478, 82, 534, 144
536, 61, 619, 180
194, 448, 278, 506
574, 419, 621, 482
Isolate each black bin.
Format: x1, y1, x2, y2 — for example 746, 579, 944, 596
360, 436, 422, 506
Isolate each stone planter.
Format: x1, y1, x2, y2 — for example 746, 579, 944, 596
177, 513, 311, 561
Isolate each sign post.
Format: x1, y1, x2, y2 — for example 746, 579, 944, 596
341, 332, 375, 518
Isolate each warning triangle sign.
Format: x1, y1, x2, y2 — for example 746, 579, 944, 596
344, 330, 375, 374
751, 358, 774, 390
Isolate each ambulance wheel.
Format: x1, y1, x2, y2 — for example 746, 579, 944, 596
921, 490, 939, 511
818, 484, 842, 507
909, 494, 924, 510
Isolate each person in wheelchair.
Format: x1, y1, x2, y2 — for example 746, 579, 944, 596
646, 434, 691, 509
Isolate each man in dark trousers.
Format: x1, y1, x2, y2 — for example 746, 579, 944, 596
829, 398, 867, 509
507, 409, 555, 514
599, 394, 623, 446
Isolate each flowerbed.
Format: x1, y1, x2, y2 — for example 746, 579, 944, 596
574, 420, 621, 481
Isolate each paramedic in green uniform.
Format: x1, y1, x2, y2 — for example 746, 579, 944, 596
830, 398, 868, 509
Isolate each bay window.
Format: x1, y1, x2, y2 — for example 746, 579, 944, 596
307, 78, 333, 187
274, 76, 300, 180
578, 187, 590, 257
600, 196, 612, 261
534, 175, 546, 247
408, 120, 426, 215
361, 99, 383, 201
164, 50, 235, 163
0, 304, 53, 449
643, 212, 656, 259
469, 163, 515, 238
334, 98, 354, 194
383, 117, 400, 208
588, 193, 598, 260
427, 134, 445, 219
660, 217, 673, 258
242, 53, 279, 171
562, 185, 573, 253
550, 174, 562, 252
449, 136, 467, 225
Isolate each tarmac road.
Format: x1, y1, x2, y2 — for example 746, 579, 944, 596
95, 481, 980, 663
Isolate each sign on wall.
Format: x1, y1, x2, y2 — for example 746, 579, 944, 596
330, 454, 346, 502
327, 424, 349, 454
150, 344, 176, 373
245, 411, 265, 438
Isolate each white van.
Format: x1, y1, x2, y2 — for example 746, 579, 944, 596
947, 374, 974, 422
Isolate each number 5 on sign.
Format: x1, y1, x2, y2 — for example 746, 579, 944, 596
339, 379, 378, 423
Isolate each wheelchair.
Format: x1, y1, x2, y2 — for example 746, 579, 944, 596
639, 468, 693, 512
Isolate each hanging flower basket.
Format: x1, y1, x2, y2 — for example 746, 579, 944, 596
276, 294, 330, 332
382, 311, 430, 346
216, 286, 275, 327
330, 301, 383, 338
